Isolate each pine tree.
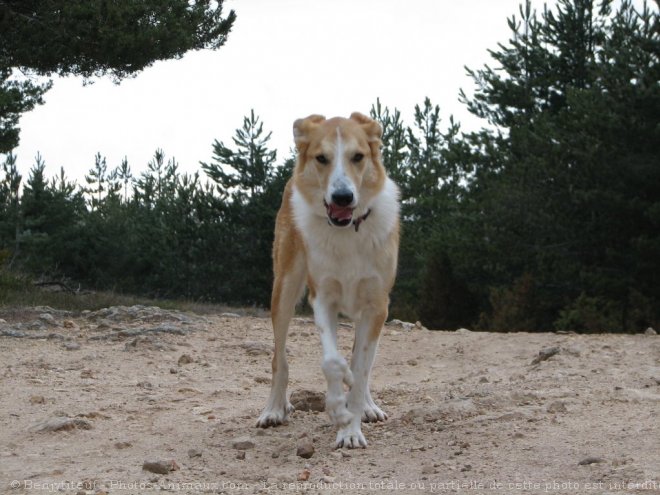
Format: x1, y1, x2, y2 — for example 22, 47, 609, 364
201, 109, 277, 201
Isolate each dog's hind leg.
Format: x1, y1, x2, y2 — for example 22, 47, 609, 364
256, 254, 305, 428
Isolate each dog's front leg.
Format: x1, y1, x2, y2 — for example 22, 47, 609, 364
335, 307, 388, 448
311, 297, 354, 429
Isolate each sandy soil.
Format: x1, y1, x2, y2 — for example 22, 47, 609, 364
0, 306, 658, 495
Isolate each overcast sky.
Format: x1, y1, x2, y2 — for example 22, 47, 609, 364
13, 0, 556, 183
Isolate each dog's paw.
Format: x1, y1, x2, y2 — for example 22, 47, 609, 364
256, 402, 293, 428
326, 395, 354, 427
362, 402, 388, 423
335, 425, 367, 449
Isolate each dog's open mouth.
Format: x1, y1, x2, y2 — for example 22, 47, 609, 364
324, 201, 354, 227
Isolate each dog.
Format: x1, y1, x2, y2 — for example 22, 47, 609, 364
256, 112, 400, 448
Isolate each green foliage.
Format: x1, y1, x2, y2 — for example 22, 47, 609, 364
0, 70, 51, 152
479, 273, 539, 332
0, 0, 236, 79
554, 293, 622, 333
0, 0, 235, 151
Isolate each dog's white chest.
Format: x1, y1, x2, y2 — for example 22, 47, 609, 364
291, 183, 399, 319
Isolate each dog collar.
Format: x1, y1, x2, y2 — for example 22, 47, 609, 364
353, 209, 372, 232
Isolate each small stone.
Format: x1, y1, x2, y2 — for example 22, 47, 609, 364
114, 441, 132, 449
39, 313, 58, 326
170, 367, 178, 374
296, 439, 315, 459
321, 476, 336, 483
479, 376, 489, 383
644, 327, 657, 335
63, 342, 81, 351
221, 312, 242, 318
407, 359, 418, 366
63, 320, 76, 329
290, 390, 325, 412
232, 436, 255, 450
297, 468, 311, 481
188, 448, 202, 458
241, 341, 272, 356
142, 460, 178, 474
80, 369, 94, 379
30, 417, 92, 432
531, 347, 560, 365
178, 354, 193, 365
456, 328, 472, 334
271, 451, 279, 458
236, 451, 246, 460
547, 401, 568, 413
29, 395, 46, 404
578, 456, 605, 466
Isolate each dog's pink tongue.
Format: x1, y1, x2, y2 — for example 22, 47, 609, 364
328, 203, 353, 221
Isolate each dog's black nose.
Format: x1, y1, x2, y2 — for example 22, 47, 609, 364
331, 190, 354, 207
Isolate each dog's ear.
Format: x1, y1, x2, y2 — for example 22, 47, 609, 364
350, 112, 382, 143
293, 114, 325, 151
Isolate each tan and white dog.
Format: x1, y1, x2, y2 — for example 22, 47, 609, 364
256, 112, 400, 448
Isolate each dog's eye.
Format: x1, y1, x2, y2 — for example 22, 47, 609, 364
316, 154, 329, 165
351, 153, 364, 163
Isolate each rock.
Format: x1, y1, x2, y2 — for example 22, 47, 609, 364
644, 327, 657, 335
531, 346, 560, 365
387, 319, 415, 330
578, 456, 605, 466
290, 390, 325, 412
63, 320, 76, 328
296, 439, 315, 459
297, 468, 311, 481
142, 460, 178, 474
30, 417, 92, 432
80, 369, 94, 379
114, 441, 132, 449
38, 313, 58, 326
407, 359, 418, 366
414, 321, 428, 331
178, 354, 193, 365
236, 451, 246, 460
187, 448, 202, 458
456, 328, 472, 335
321, 475, 336, 483
241, 341, 272, 356
547, 401, 568, 413
221, 312, 242, 318
232, 436, 255, 450
63, 342, 81, 351
29, 395, 46, 405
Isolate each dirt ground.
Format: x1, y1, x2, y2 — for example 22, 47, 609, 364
0, 305, 658, 495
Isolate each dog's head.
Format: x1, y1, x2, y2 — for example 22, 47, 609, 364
292, 112, 385, 228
